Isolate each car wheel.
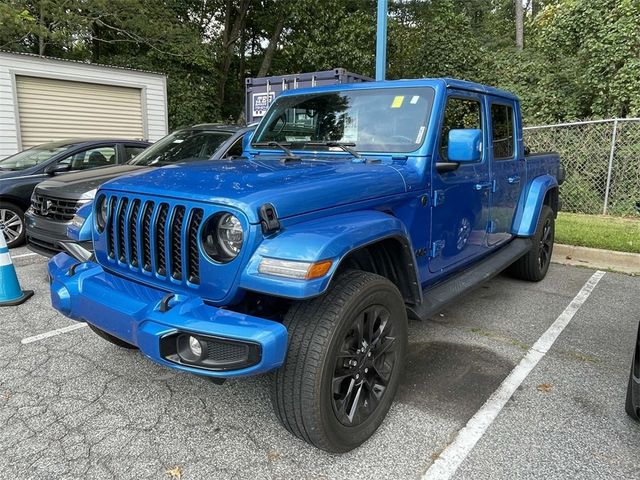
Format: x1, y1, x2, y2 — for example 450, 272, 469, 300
88, 324, 138, 349
271, 270, 408, 452
625, 325, 640, 421
508, 205, 555, 282
0, 202, 26, 248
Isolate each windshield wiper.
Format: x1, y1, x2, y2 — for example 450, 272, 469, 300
301, 141, 362, 160
253, 141, 299, 159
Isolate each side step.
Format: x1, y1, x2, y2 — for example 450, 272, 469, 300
409, 238, 533, 321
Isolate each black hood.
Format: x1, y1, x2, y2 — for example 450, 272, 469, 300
35, 165, 150, 200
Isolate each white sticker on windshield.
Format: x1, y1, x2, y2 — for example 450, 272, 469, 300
342, 114, 359, 143
410, 95, 420, 104
173, 139, 184, 143
416, 126, 426, 144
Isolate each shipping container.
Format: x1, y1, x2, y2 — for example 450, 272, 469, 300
245, 68, 372, 124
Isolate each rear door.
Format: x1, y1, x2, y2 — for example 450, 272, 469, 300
487, 98, 525, 246
429, 92, 491, 273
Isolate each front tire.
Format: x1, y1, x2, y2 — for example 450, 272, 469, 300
509, 205, 555, 282
271, 270, 408, 452
0, 202, 25, 248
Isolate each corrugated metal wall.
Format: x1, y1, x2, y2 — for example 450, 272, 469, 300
16, 76, 144, 148
0, 52, 168, 159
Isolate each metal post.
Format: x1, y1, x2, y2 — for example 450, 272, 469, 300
603, 118, 618, 215
375, 0, 388, 81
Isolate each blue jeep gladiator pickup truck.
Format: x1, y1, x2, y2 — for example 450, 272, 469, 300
49, 78, 563, 452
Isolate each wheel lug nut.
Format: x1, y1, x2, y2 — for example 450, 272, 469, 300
367, 352, 371, 357
364, 368, 368, 373
355, 374, 360, 379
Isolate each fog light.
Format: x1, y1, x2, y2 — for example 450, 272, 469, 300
189, 336, 202, 357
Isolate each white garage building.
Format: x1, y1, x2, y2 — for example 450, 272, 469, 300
0, 51, 168, 159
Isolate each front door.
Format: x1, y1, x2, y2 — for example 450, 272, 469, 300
429, 93, 491, 273
487, 99, 524, 246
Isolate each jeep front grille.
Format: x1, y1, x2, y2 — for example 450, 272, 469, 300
32, 193, 80, 221
105, 195, 204, 285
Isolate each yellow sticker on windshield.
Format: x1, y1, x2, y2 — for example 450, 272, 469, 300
391, 96, 405, 108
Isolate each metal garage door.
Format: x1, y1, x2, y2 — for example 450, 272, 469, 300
16, 76, 144, 148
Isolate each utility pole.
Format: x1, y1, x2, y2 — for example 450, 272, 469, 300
515, 0, 524, 50
376, 0, 388, 81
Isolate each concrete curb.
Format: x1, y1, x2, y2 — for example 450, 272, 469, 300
552, 244, 640, 275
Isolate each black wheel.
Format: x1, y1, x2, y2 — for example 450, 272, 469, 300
508, 205, 555, 282
626, 326, 640, 421
87, 324, 138, 349
0, 202, 25, 248
271, 270, 407, 452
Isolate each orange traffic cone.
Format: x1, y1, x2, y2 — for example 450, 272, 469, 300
0, 230, 33, 306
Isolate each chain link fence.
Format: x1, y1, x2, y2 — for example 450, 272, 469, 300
524, 118, 640, 216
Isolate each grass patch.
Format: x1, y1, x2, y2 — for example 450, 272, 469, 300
555, 212, 640, 254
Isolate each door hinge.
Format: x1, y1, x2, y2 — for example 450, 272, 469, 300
433, 190, 445, 207
430, 240, 445, 258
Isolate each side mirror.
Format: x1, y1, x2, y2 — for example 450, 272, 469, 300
242, 130, 254, 153
45, 162, 70, 175
447, 129, 482, 163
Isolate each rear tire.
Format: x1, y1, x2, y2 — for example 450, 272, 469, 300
509, 205, 554, 282
271, 270, 408, 452
88, 324, 138, 349
0, 202, 25, 248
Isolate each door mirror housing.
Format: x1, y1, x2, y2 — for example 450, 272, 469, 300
447, 129, 482, 163
45, 162, 71, 175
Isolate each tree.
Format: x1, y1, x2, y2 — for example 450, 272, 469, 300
515, 0, 524, 49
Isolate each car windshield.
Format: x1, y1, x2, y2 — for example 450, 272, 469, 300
129, 129, 233, 166
252, 87, 435, 153
0, 142, 71, 171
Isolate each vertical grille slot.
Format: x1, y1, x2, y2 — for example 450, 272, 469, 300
102, 195, 204, 290
187, 209, 203, 284
116, 198, 129, 263
141, 201, 154, 271
155, 204, 169, 276
169, 206, 186, 280
106, 196, 116, 259
128, 200, 141, 267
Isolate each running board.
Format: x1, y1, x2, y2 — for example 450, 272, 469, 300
409, 238, 533, 321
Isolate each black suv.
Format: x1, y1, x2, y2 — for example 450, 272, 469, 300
25, 124, 252, 256
0, 139, 151, 248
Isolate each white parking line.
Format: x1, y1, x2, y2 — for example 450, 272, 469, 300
422, 270, 606, 480
21, 323, 87, 344
12, 252, 39, 259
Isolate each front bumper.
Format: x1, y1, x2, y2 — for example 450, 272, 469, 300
48, 253, 288, 378
25, 211, 75, 257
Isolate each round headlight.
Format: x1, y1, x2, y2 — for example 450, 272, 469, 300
95, 195, 108, 232
201, 212, 244, 263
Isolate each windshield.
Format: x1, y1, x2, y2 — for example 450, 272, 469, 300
129, 129, 233, 166
0, 143, 71, 171
252, 87, 435, 153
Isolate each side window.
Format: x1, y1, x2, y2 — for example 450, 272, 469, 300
224, 137, 244, 158
124, 146, 146, 162
58, 146, 117, 171
490, 104, 515, 159
439, 97, 482, 160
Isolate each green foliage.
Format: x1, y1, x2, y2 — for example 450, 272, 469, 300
2, 0, 640, 128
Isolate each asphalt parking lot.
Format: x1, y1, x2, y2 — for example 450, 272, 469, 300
1, 247, 639, 480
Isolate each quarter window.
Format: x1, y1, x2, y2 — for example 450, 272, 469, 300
490, 104, 515, 159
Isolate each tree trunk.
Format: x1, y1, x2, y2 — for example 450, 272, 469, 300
218, 0, 250, 107
257, 17, 285, 77
515, 0, 524, 50
38, 1, 45, 56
